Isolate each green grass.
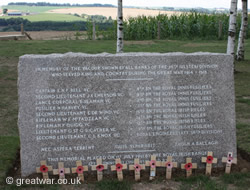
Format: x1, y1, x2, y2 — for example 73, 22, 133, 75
177, 175, 227, 190
0, 136, 19, 185
236, 123, 250, 153
3, 13, 85, 22
221, 172, 250, 189
0, 39, 249, 189
0, 40, 116, 57
177, 173, 250, 190
238, 98, 250, 105
2, 5, 69, 13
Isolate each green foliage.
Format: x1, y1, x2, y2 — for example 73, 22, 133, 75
3, 11, 250, 40
98, 20, 117, 40
122, 12, 248, 40
0, 17, 113, 32
89, 15, 112, 23
88, 13, 250, 41
3, 9, 8, 14
95, 180, 132, 190
86, 20, 93, 40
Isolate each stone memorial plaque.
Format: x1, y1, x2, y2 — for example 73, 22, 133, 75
18, 52, 236, 176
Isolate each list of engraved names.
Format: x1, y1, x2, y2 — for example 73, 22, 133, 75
33, 62, 222, 165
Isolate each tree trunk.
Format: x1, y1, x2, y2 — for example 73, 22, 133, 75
236, 0, 248, 60
117, 0, 124, 53
227, 0, 238, 56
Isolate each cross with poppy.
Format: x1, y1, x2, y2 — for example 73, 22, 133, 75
111, 158, 127, 181
161, 156, 177, 180
129, 158, 145, 181
36, 160, 53, 179
201, 151, 218, 175
222, 152, 237, 174
53, 162, 70, 179
145, 155, 162, 180
91, 158, 108, 181
71, 160, 88, 182
181, 158, 197, 177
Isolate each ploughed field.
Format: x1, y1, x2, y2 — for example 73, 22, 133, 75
0, 38, 250, 189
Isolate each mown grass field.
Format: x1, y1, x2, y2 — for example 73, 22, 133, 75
7, 13, 85, 22
0, 39, 249, 190
2, 5, 69, 13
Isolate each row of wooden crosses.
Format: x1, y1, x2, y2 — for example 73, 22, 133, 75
37, 151, 237, 182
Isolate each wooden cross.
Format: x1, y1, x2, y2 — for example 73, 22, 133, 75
129, 158, 145, 181
145, 155, 162, 180
222, 152, 237, 174
181, 158, 197, 177
71, 160, 88, 182
162, 156, 177, 180
201, 151, 218, 175
91, 158, 108, 181
53, 162, 70, 179
111, 158, 127, 181
36, 160, 53, 179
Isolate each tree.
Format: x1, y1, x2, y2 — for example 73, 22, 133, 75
236, 0, 248, 60
3, 9, 8, 14
227, 0, 238, 56
117, 0, 124, 53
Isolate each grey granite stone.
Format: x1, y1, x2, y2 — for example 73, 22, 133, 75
18, 52, 236, 176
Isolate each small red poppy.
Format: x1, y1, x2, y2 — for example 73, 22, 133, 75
116, 163, 123, 172
134, 164, 142, 172
76, 166, 84, 174
185, 163, 193, 171
59, 168, 65, 176
96, 164, 104, 172
206, 156, 214, 164
150, 160, 156, 168
166, 162, 173, 169
40, 165, 48, 173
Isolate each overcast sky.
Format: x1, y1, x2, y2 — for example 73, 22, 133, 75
0, 0, 243, 9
